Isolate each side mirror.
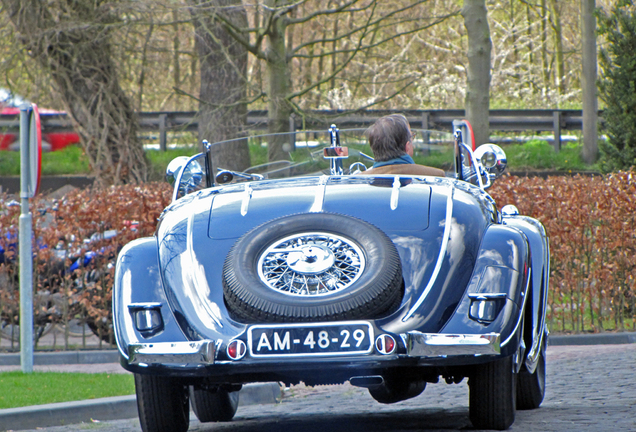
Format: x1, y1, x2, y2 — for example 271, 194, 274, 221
216, 170, 234, 184
167, 155, 206, 201
474, 144, 507, 180
166, 156, 189, 185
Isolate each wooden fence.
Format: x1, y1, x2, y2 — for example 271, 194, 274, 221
0, 109, 598, 152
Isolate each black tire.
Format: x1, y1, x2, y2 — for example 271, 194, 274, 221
223, 213, 402, 323
469, 355, 516, 430
135, 373, 189, 432
517, 340, 546, 410
189, 386, 239, 422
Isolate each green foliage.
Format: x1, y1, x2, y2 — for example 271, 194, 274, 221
0, 136, 600, 178
597, 1, 636, 172
0, 145, 90, 176
502, 139, 597, 171
145, 146, 198, 181
42, 145, 91, 175
0, 372, 134, 409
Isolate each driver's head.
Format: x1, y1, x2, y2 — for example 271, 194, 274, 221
366, 114, 413, 162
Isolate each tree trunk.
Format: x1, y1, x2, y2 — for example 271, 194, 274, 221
192, 0, 250, 172
581, 0, 598, 163
549, 0, 565, 96
264, 2, 293, 162
540, 0, 551, 96
462, 0, 492, 146
2, 0, 148, 186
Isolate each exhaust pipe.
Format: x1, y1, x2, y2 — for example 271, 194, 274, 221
349, 375, 384, 388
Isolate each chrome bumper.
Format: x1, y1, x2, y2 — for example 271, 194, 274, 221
403, 332, 501, 357
128, 341, 216, 366
125, 333, 500, 366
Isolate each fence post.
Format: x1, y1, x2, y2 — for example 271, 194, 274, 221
552, 111, 562, 152
289, 114, 296, 151
421, 111, 431, 154
159, 114, 167, 152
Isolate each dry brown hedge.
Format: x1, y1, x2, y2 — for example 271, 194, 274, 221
0, 183, 172, 349
1, 173, 635, 351
489, 172, 636, 333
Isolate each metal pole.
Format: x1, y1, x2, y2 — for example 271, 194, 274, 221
19, 105, 34, 373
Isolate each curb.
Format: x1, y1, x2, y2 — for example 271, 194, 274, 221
0, 382, 282, 432
549, 332, 636, 346
0, 350, 120, 366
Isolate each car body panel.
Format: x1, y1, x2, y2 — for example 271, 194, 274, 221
114, 127, 549, 390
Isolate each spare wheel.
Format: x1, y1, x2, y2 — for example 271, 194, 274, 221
222, 213, 403, 323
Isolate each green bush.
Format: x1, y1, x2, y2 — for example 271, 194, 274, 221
597, 1, 636, 171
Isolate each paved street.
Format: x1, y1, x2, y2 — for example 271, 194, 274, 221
11, 343, 636, 432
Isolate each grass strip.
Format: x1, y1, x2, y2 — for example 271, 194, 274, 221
0, 372, 134, 409
0, 139, 600, 178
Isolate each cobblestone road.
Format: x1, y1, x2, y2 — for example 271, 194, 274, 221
15, 343, 636, 432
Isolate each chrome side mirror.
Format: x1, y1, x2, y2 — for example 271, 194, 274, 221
475, 144, 507, 180
166, 156, 189, 185
167, 155, 205, 201
181, 160, 204, 189
216, 170, 234, 184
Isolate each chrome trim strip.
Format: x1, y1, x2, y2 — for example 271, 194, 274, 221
240, 184, 252, 216
390, 176, 401, 210
404, 332, 501, 357
128, 302, 162, 310
403, 188, 454, 321
501, 268, 531, 347
309, 175, 329, 213
128, 341, 215, 365
467, 293, 508, 300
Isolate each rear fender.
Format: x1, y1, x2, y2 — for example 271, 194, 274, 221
441, 224, 531, 357
113, 237, 187, 360
502, 215, 550, 372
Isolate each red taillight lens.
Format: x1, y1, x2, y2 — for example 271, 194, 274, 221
375, 334, 396, 355
227, 339, 246, 360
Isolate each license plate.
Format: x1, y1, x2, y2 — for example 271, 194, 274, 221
248, 321, 374, 358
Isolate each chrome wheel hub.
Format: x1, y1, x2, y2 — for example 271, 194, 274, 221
257, 232, 365, 297
286, 244, 335, 274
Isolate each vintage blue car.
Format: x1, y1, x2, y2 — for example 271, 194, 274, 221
113, 122, 549, 431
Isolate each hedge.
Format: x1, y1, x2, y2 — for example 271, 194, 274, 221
489, 172, 636, 333
0, 183, 172, 349
0, 173, 634, 351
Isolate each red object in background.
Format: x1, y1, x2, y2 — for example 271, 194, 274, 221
32, 104, 42, 195
0, 90, 81, 152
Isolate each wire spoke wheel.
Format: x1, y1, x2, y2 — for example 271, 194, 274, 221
223, 213, 403, 323
257, 232, 365, 297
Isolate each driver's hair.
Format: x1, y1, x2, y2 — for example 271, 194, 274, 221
365, 114, 411, 162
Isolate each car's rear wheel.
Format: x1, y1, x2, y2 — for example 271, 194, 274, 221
469, 355, 516, 430
223, 213, 403, 323
189, 386, 239, 422
135, 373, 189, 432
517, 338, 546, 410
